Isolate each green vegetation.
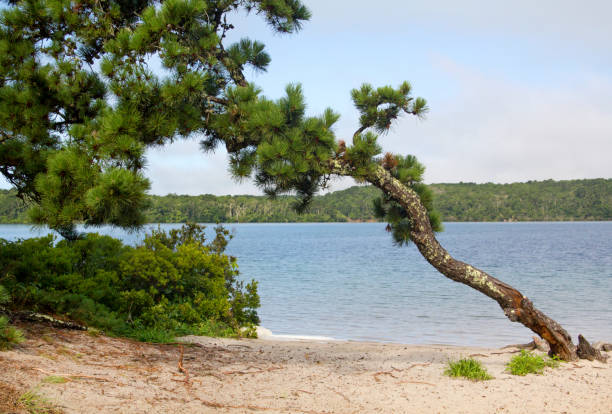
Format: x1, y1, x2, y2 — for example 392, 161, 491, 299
0, 284, 25, 350
444, 358, 493, 381
18, 389, 62, 414
0, 224, 259, 342
1, 179, 610, 224
506, 350, 560, 376
0, 315, 25, 350
0, 0, 310, 240
433, 179, 612, 221
0, 0, 592, 359
41, 376, 69, 385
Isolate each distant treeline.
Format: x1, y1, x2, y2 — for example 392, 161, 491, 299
1, 179, 611, 224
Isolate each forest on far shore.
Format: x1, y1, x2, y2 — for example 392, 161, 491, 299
1, 178, 610, 224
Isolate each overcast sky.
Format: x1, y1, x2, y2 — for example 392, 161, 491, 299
6, 1, 612, 195
146, 0, 612, 195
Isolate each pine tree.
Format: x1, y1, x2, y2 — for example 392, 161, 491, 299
0, 0, 602, 361
0, 0, 309, 238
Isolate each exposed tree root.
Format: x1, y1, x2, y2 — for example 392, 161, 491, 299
177, 345, 191, 383
373, 371, 399, 382
576, 335, 608, 362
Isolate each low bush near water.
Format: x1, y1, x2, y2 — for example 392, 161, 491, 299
506, 350, 560, 375
444, 358, 493, 381
0, 224, 259, 342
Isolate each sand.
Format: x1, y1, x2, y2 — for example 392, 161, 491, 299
1, 323, 610, 413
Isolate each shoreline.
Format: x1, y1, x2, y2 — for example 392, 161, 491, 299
254, 326, 612, 350
1, 323, 610, 413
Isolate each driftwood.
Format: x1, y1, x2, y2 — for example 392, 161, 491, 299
502, 336, 550, 352
576, 335, 608, 362
9, 310, 87, 331
594, 342, 612, 352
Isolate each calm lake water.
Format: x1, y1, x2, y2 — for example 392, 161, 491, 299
2, 222, 611, 347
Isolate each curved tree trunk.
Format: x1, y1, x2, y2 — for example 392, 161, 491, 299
331, 160, 581, 360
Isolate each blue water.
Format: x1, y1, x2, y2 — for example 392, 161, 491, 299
2, 222, 611, 347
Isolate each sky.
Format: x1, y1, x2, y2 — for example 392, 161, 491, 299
146, 0, 612, 195
5, 0, 612, 195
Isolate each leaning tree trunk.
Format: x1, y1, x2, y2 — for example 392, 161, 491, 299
331, 160, 586, 361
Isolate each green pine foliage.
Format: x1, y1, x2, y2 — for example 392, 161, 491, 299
0, 284, 25, 350
0, 223, 259, 341
373, 154, 443, 246
0, 315, 25, 350
4, 0, 603, 240
1, 0, 310, 239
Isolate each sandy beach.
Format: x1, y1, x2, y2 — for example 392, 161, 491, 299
1, 323, 610, 413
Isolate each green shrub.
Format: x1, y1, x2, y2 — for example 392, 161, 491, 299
0, 285, 25, 351
445, 358, 493, 381
0, 315, 25, 350
506, 350, 560, 375
18, 389, 61, 414
0, 224, 259, 342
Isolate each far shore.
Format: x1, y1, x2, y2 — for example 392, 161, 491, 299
1, 323, 610, 413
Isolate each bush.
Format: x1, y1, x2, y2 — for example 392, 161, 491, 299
0, 285, 24, 350
506, 350, 560, 375
444, 358, 493, 381
0, 224, 259, 341
0, 315, 24, 350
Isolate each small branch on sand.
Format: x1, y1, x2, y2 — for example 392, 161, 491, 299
373, 371, 398, 382
398, 380, 436, 386
393, 363, 432, 371
165, 342, 204, 348
293, 389, 314, 395
33, 367, 108, 381
203, 371, 225, 381
374, 363, 432, 382
222, 366, 283, 375
490, 350, 522, 355
502, 336, 549, 352
194, 397, 326, 413
326, 387, 350, 403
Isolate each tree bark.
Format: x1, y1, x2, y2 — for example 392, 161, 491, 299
330, 160, 582, 360
577, 335, 608, 362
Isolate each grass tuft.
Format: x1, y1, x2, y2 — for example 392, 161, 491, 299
506, 350, 560, 375
444, 358, 493, 381
18, 389, 62, 413
0, 316, 25, 351
42, 376, 69, 384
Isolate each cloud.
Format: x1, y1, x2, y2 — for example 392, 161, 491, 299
383, 56, 612, 183
145, 141, 260, 195
2, 1, 610, 195
307, 0, 612, 47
